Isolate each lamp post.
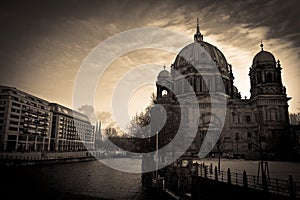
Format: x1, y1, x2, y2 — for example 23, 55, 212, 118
256, 111, 268, 192
150, 105, 164, 180
235, 133, 239, 158
217, 139, 221, 175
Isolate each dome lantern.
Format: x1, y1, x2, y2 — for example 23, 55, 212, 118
194, 18, 203, 42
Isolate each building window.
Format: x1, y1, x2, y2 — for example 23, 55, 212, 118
19, 135, 27, 141
9, 120, 19, 125
196, 77, 201, 92
179, 80, 183, 94
9, 126, 18, 131
257, 73, 262, 83
248, 143, 252, 151
246, 115, 251, 123
202, 79, 208, 91
10, 114, 19, 119
247, 132, 252, 138
269, 109, 277, 121
271, 111, 276, 121
266, 72, 273, 83
162, 89, 168, 97
12, 102, 21, 107
235, 133, 240, 141
232, 113, 239, 123
7, 134, 17, 140
0, 107, 5, 111
11, 108, 20, 113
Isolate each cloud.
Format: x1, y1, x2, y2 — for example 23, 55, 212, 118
96, 112, 113, 124
77, 105, 124, 132
78, 104, 97, 123
0, 0, 299, 114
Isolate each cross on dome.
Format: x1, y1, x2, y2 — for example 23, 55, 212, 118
260, 40, 264, 51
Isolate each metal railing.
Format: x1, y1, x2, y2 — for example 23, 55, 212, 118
196, 163, 300, 198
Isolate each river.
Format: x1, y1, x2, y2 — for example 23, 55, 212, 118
0, 158, 145, 200
0, 158, 299, 199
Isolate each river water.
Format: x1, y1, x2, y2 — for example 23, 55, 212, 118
0, 158, 299, 199
0, 158, 145, 200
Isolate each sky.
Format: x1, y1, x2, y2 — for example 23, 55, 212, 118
0, 0, 300, 130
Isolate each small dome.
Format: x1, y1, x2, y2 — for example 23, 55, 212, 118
157, 69, 171, 82
252, 50, 276, 66
233, 86, 238, 94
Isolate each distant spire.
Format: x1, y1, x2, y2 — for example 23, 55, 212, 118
163, 65, 166, 70
260, 40, 264, 51
194, 18, 203, 42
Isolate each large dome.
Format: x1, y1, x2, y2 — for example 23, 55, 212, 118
173, 41, 229, 73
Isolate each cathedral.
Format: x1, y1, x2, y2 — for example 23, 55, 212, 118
154, 20, 291, 160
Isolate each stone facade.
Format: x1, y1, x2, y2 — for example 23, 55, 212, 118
154, 23, 291, 159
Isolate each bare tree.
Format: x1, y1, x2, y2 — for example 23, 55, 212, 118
127, 109, 151, 138
127, 93, 156, 138
290, 112, 300, 125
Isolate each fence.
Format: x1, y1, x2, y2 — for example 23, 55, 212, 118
196, 162, 300, 199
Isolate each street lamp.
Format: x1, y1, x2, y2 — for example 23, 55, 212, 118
255, 111, 268, 192
217, 139, 221, 175
235, 133, 239, 158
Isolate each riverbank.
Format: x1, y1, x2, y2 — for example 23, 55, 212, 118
0, 151, 95, 167
199, 158, 300, 181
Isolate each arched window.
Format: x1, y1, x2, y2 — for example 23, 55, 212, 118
232, 112, 239, 123
162, 89, 168, 97
196, 77, 201, 92
270, 110, 277, 121
187, 77, 194, 92
266, 72, 273, 83
202, 78, 208, 92
257, 72, 262, 83
247, 132, 252, 138
268, 108, 277, 121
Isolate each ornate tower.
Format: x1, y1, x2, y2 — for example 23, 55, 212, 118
156, 66, 173, 103
249, 43, 286, 97
249, 43, 291, 157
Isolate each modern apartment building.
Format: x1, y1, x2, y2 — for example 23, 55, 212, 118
0, 85, 94, 152
50, 103, 95, 151
0, 85, 52, 152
